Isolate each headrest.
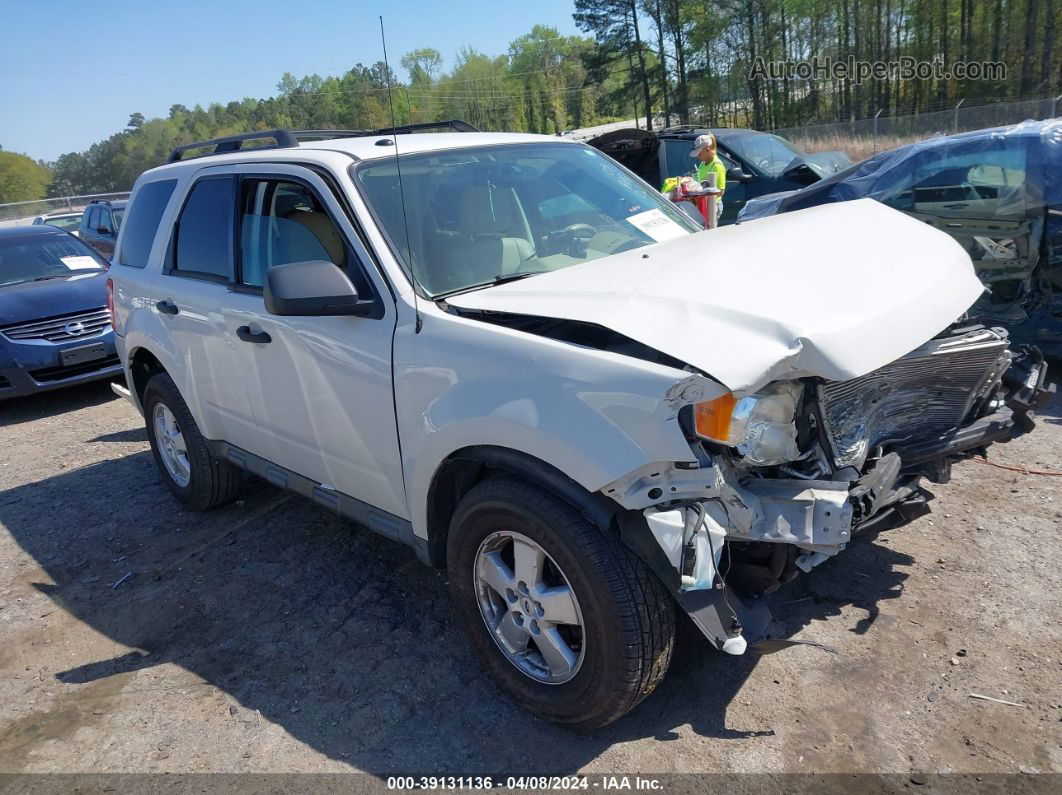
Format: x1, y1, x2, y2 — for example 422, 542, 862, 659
458, 185, 515, 234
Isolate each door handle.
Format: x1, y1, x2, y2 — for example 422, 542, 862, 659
236, 325, 272, 344
156, 299, 179, 315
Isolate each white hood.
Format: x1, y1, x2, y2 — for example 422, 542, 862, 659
447, 199, 985, 393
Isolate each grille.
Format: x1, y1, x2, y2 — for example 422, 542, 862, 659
818, 328, 1010, 468
1, 308, 111, 343
29, 354, 120, 383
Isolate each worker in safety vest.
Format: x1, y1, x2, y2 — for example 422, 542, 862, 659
662, 133, 726, 222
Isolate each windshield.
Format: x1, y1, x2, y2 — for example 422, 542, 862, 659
353, 142, 699, 296
726, 133, 803, 177
0, 235, 107, 287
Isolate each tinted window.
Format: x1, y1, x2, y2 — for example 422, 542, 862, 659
174, 177, 234, 280
86, 207, 100, 229
98, 208, 113, 232
117, 180, 176, 268
238, 179, 348, 288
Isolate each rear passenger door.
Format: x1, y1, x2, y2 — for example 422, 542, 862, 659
220, 165, 406, 519
156, 174, 261, 452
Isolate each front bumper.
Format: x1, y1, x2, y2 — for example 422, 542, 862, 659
621, 346, 1052, 655
0, 332, 122, 400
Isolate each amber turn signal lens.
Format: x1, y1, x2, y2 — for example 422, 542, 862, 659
694, 392, 737, 442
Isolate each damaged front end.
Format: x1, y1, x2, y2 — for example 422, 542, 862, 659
607, 324, 1052, 655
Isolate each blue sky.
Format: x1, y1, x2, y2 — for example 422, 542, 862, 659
0, 0, 581, 162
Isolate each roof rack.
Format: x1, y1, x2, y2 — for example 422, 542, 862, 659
167, 129, 298, 163
166, 120, 480, 164
372, 119, 479, 135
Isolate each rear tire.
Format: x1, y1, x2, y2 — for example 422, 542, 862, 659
448, 476, 674, 729
143, 372, 241, 510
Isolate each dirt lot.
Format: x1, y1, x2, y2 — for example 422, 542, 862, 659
0, 379, 1059, 779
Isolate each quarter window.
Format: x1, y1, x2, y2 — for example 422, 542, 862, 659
116, 179, 177, 268
173, 177, 235, 281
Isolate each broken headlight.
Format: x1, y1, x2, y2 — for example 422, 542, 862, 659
693, 381, 803, 466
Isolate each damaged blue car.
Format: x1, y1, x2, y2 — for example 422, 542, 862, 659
739, 119, 1062, 356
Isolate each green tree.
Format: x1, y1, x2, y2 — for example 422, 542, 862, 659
0, 150, 51, 203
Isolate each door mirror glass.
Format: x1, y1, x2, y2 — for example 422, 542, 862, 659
264, 259, 374, 317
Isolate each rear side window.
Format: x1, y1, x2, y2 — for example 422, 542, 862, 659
172, 177, 235, 281
116, 179, 177, 268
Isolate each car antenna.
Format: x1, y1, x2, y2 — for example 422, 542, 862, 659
380, 15, 421, 333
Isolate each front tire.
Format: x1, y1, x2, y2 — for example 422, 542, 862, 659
448, 476, 674, 729
142, 372, 241, 511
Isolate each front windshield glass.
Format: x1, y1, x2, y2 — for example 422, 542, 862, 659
727, 133, 802, 177
354, 142, 699, 296
0, 235, 106, 287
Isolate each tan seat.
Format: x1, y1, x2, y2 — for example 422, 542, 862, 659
438, 185, 533, 285
282, 210, 346, 265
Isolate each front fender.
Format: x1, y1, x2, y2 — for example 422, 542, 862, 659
397, 306, 726, 540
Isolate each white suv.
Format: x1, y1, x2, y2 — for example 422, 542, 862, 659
107, 124, 1049, 729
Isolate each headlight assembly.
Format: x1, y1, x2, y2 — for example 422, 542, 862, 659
693, 381, 804, 466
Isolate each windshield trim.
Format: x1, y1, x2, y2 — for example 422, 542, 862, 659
349, 140, 699, 299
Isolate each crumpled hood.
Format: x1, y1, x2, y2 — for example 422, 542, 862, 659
0, 272, 108, 327
448, 199, 985, 393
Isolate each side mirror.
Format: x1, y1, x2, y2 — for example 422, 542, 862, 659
725, 167, 752, 183
782, 162, 820, 185
96, 226, 112, 235
264, 260, 375, 317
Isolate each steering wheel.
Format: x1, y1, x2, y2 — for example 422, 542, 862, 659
561, 223, 596, 239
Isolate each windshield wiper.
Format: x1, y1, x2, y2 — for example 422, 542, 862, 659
491, 270, 549, 285
32, 275, 70, 282
434, 270, 550, 300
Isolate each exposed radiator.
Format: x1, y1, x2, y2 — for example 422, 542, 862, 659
818, 328, 1011, 468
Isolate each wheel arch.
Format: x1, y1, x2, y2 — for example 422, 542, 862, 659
424, 445, 620, 568
128, 346, 167, 406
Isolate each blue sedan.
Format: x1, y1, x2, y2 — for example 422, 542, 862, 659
0, 225, 122, 399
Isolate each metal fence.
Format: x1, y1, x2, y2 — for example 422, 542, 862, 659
0, 192, 130, 226
771, 95, 1062, 160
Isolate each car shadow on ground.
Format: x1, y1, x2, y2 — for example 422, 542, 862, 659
0, 381, 119, 428
0, 451, 914, 775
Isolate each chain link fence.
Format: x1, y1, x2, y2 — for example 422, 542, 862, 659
0, 192, 130, 227
771, 95, 1062, 161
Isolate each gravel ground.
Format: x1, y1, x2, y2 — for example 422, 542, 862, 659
0, 379, 1059, 778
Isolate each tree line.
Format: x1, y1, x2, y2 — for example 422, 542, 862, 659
1, 0, 1058, 201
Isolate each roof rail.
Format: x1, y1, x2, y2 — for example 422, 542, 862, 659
167, 129, 299, 163
166, 120, 480, 164
291, 130, 372, 141
374, 119, 479, 135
